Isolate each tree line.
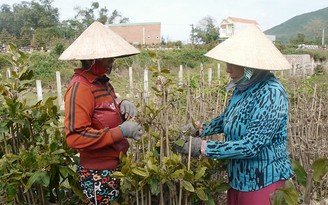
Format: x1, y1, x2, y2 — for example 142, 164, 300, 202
0, 0, 133, 49
0, 0, 220, 50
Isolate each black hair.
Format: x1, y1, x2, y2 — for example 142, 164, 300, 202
81, 60, 92, 70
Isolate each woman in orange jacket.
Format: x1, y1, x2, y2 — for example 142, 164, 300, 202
59, 21, 143, 204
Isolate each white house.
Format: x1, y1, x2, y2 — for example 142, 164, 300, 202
219, 17, 259, 39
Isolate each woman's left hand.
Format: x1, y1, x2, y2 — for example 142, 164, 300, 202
120, 100, 137, 118
174, 136, 203, 157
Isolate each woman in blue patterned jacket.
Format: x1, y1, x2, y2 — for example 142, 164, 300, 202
175, 25, 294, 205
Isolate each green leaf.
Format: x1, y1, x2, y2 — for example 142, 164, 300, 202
149, 177, 161, 195
147, 161, 160, 174
181, 180, 194, 192
312, 158, 328, 182
196, 187, 208, 201
7, 184, 17, 196
291, 160, 307, 186
276, 181, 298, 205
170, 169, 185, 180
215, 182, 230, 193
207, 194, 216, 205
26, 171, 50, 191
195, 166, 207, 181
0, 124, 9, 133
185, 170, 194, 181
111, 171, 125, 178
131, 167, 148, 177
52, 149, 66, 155
270, 188, 285, 205
174, 139, 185, 147
59, 166, 75, 178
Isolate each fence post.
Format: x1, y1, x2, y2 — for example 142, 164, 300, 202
157, 60, 161, 72
6, 68, 11, 78
208, 67, 212, 86
56, 71, 64, 110
217, 63, 221, 80
178, 65, 183, 87
144, 68, 149, 104
36, 80, 43, 102
129, 67, 133, 98
310, 58, 314, 75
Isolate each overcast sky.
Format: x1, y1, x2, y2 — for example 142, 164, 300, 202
1, 0, 328, 43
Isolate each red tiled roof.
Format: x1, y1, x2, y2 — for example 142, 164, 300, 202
223, 17, 259, 25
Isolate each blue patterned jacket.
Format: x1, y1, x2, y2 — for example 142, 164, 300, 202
201, 73, 294, 191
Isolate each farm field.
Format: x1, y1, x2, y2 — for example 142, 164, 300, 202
1, 46, 328, 204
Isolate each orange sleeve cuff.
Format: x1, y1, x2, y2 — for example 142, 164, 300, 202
109, 127, 124, 143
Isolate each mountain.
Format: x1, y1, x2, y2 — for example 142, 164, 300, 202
264, 7, 328, 43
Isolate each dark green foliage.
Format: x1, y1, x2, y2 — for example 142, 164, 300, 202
0, 44, 82, 204
0, 1, 130, 48
155, 48, 210, 69
29, 52, 73, 87
192, 16, 220, 45
51, 42, 66, 57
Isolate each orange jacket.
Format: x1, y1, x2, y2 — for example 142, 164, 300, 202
64, 68, 129, 170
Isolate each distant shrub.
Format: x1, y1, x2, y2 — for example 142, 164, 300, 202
29, 52, 73, 87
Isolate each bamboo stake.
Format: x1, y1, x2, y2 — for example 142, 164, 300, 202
215, 81, 221, 115
148, 189, 151, 205
311, 84, 317, 111
164, 84, 170, 157
141, 189, 144, 205
159, 83, 164, 205
136, 188, 139, 205
200, 64, 205, 120
316, 98, 322, 159
55, 71, 63, 110
185, 69, 191, 124
36, 80, 43, 102
179, 182, 182, 205
183, 135, 193, 205
129, 67, 133, 98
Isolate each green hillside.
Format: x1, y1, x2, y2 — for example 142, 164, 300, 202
265, 7, 328, 43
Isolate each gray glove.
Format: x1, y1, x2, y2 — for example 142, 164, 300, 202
174, 136, 202, 157
120, 100, 137, 118
119, 121, 143, 140
181, 123, 200, 137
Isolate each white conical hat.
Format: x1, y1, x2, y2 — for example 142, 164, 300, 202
59, 21, 140, 60
205, 24, 291, 70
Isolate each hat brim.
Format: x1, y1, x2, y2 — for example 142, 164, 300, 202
205, 25, 291, 71
59, 21, 140, 60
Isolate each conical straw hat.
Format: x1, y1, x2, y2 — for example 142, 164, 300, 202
205, 24, 291, 70
59, 21, 140, 60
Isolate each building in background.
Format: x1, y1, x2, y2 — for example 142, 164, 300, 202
219, 17, 259, 39
109, 22, 161, 45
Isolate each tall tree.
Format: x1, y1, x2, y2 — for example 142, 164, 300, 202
73, 1, 129, 29
0, 4, 15, 35
107, 9, 129, 24
0, 0, 60, 47
289, 33, 307, 45
0, 28, 15, 44
192, 16, 220, 45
